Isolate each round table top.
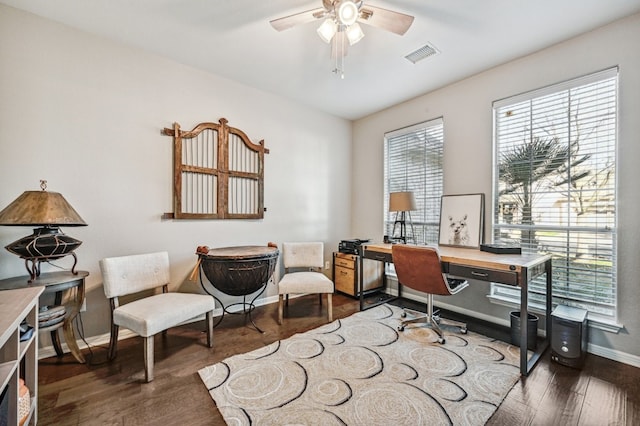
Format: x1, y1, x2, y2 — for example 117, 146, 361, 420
0, 270, 89, 290
200, 245, 279, 260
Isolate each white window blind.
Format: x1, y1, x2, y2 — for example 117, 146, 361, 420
384, 118, 444, 245
491, 68, 618, 320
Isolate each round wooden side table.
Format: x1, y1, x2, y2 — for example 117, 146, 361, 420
0, 270, 89, 363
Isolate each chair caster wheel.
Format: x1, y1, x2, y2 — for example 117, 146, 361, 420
397, 325, 405, 332
461, 327, 468, 334
437, 337, 445, 344
401, 312, 407, 318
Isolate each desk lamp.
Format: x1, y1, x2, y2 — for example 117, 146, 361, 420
389, 191, 416, 243
0, 180, 87, 281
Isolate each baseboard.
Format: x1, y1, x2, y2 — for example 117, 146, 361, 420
38, 294, 283, 360
42, 293, 639, 369
588, 343, 640, 368
39, 329, 139, 360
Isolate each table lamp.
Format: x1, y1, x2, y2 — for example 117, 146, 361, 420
389, 191, 416, 243
0, 180, 87, 281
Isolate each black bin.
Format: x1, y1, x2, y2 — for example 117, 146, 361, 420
510, 311, 538, 350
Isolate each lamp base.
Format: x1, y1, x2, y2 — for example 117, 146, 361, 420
23, 252, 79, 282
4, 227, 82, 282
390, 211, 414, 244
391, 218, 408, 244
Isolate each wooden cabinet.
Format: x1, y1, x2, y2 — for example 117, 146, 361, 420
333, 252, 383, 297
1, 286, 43, 426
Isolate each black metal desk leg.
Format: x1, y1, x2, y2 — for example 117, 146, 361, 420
546, 258, 553, 359
359, 246, 365, 311
520, 260, 553, 376
520, 268, 529, 375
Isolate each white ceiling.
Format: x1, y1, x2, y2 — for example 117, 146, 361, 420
3, 0, 640, 120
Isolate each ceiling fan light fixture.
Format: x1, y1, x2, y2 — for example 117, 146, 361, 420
317, 18, 337, 43
337, 1, 359, 26
345, 22, 364, 45
270, 0, 415, 78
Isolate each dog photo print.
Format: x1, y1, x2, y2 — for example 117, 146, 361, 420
438, 193, 484, 248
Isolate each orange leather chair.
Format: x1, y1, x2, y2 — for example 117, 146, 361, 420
392, 244, 468, 343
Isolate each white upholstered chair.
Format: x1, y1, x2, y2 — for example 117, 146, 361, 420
100, 251, 215, 382
278, 242, 334, 324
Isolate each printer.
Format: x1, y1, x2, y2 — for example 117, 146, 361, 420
338, 239, 370, 255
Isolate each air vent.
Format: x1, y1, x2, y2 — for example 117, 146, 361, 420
405, 43, 440, 64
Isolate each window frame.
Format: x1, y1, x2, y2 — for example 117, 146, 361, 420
489, 68, 619, 327
383, 117, 444, 246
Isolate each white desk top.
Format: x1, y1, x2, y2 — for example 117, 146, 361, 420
363, 243, 551, 273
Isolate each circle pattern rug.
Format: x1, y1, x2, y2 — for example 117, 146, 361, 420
199, 304, 521, 425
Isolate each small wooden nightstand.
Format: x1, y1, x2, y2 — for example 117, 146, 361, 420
333, 252, 383, 297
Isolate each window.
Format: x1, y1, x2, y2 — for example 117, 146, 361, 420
384, 118, 444, 245
491, 68, 618, 322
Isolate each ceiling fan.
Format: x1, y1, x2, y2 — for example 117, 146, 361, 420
270, 0, 414, 76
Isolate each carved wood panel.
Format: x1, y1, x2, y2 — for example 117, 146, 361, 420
162, 118, 269, 219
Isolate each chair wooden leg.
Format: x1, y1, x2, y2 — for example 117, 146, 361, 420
108, 323, 119, 360
327, 293, 333, 322
206, 311, 214, 348
144, 335, 154, 382
318, 293, 323, 306
278, 295, 284, 324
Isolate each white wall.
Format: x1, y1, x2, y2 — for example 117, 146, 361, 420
352, 13, 640, 361
3, 4, 639, 364
0, 5, 352, 341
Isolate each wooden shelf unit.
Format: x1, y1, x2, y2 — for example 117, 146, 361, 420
0, 286, 43, 426
333, 252, 383, 297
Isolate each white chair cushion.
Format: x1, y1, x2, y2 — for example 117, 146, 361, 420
113, 292, 214, 337
278, 271, 333, 295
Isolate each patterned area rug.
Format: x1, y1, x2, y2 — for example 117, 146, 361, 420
199, 304, 521, 425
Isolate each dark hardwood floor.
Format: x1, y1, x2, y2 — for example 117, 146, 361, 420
38, 293, 640, 425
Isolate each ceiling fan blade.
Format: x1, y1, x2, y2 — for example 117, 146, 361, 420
359, 5, 414, 35
270, 7, 326, 31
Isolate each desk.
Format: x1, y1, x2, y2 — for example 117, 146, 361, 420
0, 271, 88, 363
359, 243, 551, 376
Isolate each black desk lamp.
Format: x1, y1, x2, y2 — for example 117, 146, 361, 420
389, 191, 416, 243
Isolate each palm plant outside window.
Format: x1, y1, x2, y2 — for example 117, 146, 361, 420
491, 68, 618, 321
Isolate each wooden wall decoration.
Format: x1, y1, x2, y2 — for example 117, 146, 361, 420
161, 118, 269, 219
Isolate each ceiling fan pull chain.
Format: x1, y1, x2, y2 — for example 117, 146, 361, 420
340, 31, 345, 79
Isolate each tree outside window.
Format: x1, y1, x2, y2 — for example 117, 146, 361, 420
492, 69, 617, 319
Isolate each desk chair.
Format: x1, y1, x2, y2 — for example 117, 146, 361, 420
278, 242, 334, 324
392, 244, 468, 344
100, 251, 215, 382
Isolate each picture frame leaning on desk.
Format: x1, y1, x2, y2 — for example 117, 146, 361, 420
438, 193, 484, 249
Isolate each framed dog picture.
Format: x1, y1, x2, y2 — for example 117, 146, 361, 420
438, 193, 484, 248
